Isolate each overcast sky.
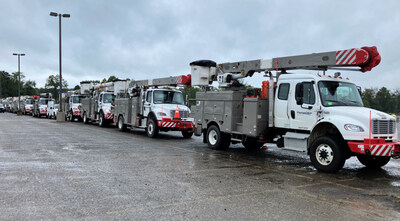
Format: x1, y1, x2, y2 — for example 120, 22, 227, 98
1, 0, 399, 90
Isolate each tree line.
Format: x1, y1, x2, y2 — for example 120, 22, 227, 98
361, 87, 400, 114
1, 70, 399, 114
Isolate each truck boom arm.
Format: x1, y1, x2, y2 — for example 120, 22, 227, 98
129, 74, 191, 88
218, 46, 381, 78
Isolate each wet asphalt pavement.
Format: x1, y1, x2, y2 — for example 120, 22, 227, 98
0, 112, 399, 220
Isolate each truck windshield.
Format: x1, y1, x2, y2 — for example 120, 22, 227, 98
318, 81, 363, 107
103, 94, 115, 103
153, 90, 184, 104
39, 99, 48, 105
25, 99, 33, 104
72, 96, 82, 103
55, 104, 59, 109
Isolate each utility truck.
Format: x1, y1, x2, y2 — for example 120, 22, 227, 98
32, 93, 52, 118
190, 46, 400, 172
80, 80, 126, 127
113, 74, 195, 138
61, 90, 89, 122
23, 96, 34, 115
47, 100, 59, 119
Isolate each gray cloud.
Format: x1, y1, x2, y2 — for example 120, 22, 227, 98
1, 0, 399, 90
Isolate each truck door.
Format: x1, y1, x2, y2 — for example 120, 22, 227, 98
98, 94, 103, 113
289, 81, 318, 130
274, 82, 291, 128
143, 90, 152, 117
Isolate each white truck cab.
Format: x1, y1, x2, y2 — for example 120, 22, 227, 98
143, 88, 193, 123
97, 92, 115, 121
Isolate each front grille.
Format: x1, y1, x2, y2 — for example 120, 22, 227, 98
372, 119, 395, 134
170, 110, 189, 118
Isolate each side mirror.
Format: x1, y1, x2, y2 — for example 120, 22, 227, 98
357, 86, 362, 96
295, 83, 304, 105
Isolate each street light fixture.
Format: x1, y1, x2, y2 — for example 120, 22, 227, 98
12, 53, 25, 116
50, 12, 70, 122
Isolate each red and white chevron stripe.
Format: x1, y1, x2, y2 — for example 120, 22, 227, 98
369, 145, 394, 157
161, 121, 177, 128
104, 113, 113, 120
336, 48, 369, 65
176, 76, 182, 84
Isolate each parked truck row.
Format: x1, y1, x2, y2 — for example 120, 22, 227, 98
1, 46, 399, 172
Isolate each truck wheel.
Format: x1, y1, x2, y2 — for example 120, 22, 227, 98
146, 118, 159, 138
309, 136, 345, 173
206, 125, 230, 150
99, 112, 106, 127
242, 139, 264, 150
357, 155, 390, 169
83, 113, 88, 124
118, 116, 127, 132
181, 130, 193, 138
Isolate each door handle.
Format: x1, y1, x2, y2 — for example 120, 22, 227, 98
291, 110, 295, 119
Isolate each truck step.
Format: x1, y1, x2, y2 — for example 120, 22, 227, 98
282, 132, 309, 152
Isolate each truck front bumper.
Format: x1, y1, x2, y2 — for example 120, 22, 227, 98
104, 113, 113, 120
348, 139, 400, 157
158, 119, 194, 131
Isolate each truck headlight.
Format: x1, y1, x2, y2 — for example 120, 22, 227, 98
344, 124, 364, 132
104, 108, 110, 113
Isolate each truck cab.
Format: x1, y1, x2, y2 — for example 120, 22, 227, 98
97, 92, 115, 123
33, 98, 49, 117
141, 88, 194, 137
47, 100, 58, 119
65, 94, 88, 121
24, 98, 34, 115
274, 73, 398, 172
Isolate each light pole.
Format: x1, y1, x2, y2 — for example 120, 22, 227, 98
50, 12, 70, 122
12, 53, 25, 116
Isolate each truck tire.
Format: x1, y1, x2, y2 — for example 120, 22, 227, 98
99, 112, 106, 127
83, 113, 88, 124
357, 155, 390, 169
181, 130, 193, 138
118, 116, 127, 132
309, 136, 346, 173
206, 125, 230, 150
146, 118, 159, 138
242, 138, 264, 150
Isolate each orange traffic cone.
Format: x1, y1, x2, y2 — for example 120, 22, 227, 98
174, 105, 180, 119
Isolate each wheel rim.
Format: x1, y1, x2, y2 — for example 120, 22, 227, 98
316, 144, 334, 166
148, 122, 154, 135
84, 114, 86, 122
99, 115, 103, 125
208, 130, 218, 145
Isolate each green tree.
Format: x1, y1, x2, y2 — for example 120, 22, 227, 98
375, 87, 393, 113
73, 85, 80, 90
22, 80, 38, 96
361, 88, 377, 108
181, 87, 200, 106
44, 75, 68, 101
0, 71, 17, 97
101, 75, 118, 83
